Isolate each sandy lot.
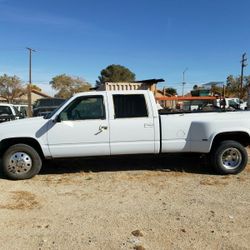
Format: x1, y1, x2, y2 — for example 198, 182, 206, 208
0, 155, 250, 250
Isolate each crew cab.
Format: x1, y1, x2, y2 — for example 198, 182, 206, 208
0, 90, 249, 180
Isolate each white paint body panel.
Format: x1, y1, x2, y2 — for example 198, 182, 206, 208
160, 111, 250, 153
108, 117, 156, 154
47, 119, 110, 157
0, 117, 51, 156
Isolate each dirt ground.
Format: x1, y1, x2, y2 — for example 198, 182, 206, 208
0, 154, 249, 250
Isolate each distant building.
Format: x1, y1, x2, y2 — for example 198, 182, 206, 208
99, 82, 141, 91
202, 81, 224, 89
96, 79, 165, 96
191, 89, 211, 96
15, 89, 52, 104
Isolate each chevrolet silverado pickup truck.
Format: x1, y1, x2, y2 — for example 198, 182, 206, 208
0, 90, 249, 180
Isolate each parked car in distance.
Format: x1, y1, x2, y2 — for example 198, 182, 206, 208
32, 98, 65, 117
0, 103, 24, 123
239, 100, 248, 110
14, 104, 28, 117
214, 98, 248, 110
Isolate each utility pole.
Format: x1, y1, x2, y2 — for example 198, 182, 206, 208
240, 52, 247, 98
26, 47, 36, 117
222, 84, 225, 97
182, 68, 188, 96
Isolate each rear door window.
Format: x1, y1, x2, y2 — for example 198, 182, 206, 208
113, 94, 148, 118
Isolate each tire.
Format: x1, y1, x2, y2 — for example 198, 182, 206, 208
2, 144, 42, 180
211, 140, 248, 174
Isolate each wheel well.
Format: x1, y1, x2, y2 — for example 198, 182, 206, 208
0, 138, 45, 159
211, 132, 250, 149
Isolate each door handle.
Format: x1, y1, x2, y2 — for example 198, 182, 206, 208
99, 125, 108, 130
95, 125, 108, 135
144, 123, 154, 128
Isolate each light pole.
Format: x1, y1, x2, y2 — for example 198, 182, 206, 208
26, 47, 36, 117
182, 68, 188, 96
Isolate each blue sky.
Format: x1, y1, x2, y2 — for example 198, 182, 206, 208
0, 0, 250, 95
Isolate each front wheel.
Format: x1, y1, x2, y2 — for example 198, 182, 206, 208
211, 140, 248, 174
2, 144, 42, 180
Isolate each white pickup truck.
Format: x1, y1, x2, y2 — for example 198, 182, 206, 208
0, 90, 249, 180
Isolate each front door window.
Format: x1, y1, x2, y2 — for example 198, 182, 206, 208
59, 95, 106, 121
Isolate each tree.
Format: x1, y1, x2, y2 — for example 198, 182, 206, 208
226, 75, 249, 98
226, 75, 240, 96
0, 74, 24, 103
50, 74, 91, 99
210, 84, 223, 96
31, 84, 42, 92
164, 87, 177, 96
96, 64, 136, 87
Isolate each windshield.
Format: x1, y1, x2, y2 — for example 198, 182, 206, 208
44, 99, 68, 119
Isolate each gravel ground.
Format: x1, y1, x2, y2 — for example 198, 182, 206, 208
0, 155, 249, 250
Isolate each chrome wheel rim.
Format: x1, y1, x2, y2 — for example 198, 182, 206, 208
221, 147, 242, 170
8, 152, 32, 174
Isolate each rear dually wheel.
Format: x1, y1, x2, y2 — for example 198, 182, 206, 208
211, 140, 248, 174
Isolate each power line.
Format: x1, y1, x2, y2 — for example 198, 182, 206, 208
0, 47, 26, 51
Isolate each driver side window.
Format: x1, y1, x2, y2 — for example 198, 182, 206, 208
59, 95, 105, 121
